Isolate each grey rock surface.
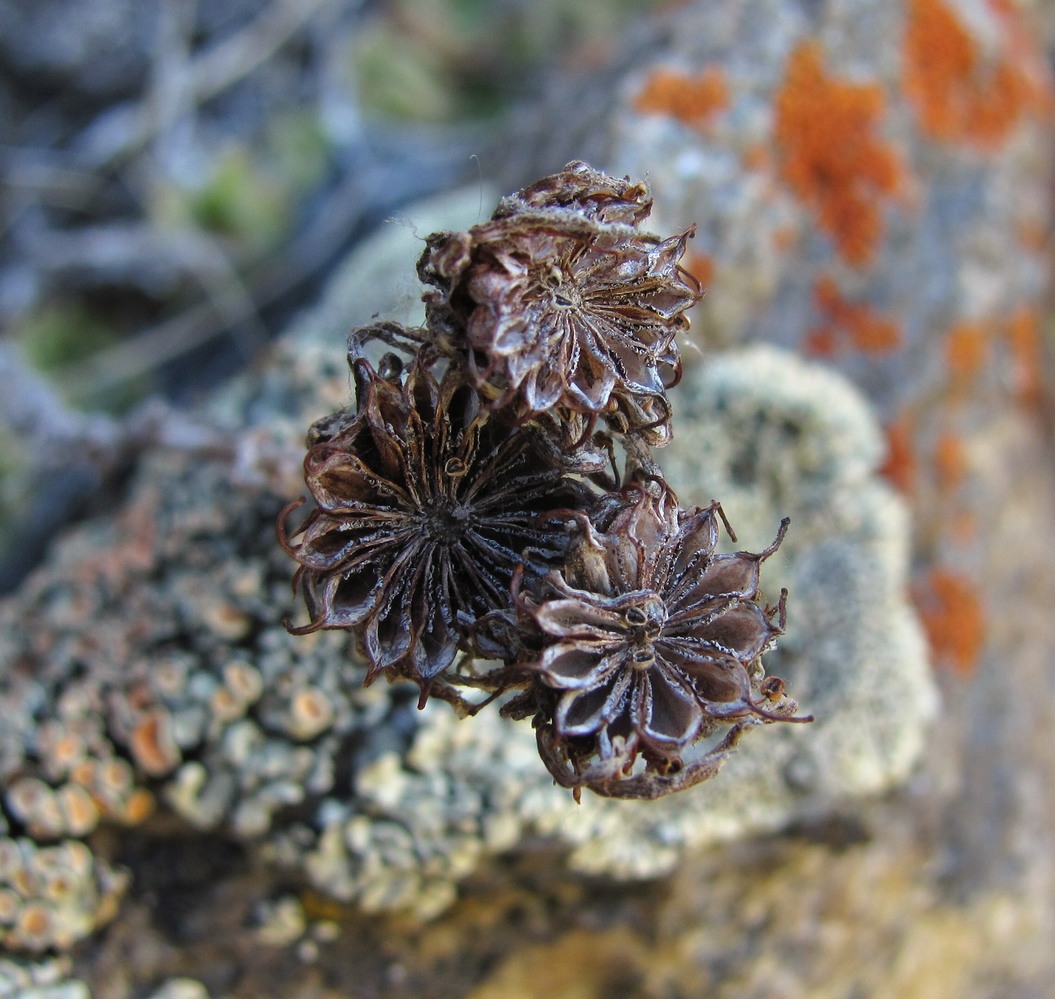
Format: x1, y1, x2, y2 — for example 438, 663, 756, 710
0, 0, 1053, 995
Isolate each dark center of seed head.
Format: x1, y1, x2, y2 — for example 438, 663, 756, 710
421, 500, 471, 543
540, 265, 582, 310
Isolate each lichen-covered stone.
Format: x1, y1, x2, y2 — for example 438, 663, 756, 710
0, 0, 1052, 993
0, 955, 88, 999
265, 346, 932, 906
0, 838, 126, 955
143, 979, 211, 999
587, 0, 1053, 415
0, 188, 932, 930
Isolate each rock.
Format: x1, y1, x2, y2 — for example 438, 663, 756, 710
0, 0, 1053, 995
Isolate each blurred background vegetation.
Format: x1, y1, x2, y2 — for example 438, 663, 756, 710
0, 0, 661, 589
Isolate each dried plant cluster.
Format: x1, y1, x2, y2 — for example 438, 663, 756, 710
280, 162, 809, 799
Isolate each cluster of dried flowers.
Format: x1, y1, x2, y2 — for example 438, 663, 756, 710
279, 162, 809, 799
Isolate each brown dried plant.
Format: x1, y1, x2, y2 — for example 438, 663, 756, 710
511, 482, 807, 799
280, 162, 808, 798
418, 160, 701, 445
278, 343, 592, 706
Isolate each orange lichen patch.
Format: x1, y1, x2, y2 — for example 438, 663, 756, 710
44, 731, 85, 776
128, 711, 181, 777
288, 687, 336, 741
56, 783, 100, 837
15, 903, 54, 948
846, 311, 902, 354
807, 275, 903, 355
949, 510, 977, 545
774, 42, 902, 265
803, 325, 838, 358
119, 789, 156, 826
879, 415, 917, 494
903, 0, 1050, 149
633, 66, 729, 127
681, 251, 714, 288
984, 0, 1055, 110
1016, 220, 1051, 254
933, 432, 967, 491
1002, 307, 1044, 408
914, 567, 986, 674
944, 321, 989, 385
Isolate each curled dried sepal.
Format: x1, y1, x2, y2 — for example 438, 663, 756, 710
535, 716, 747, 801
278, 342, 594, 702
493, 160, 654, 226
513, 483, 809, 798
417, 161, 700, 438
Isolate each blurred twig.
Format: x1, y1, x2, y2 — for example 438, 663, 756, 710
54, 135, 480, 401
79, 0, 347, 167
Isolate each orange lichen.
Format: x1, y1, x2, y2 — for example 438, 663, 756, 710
118, 788, 156, 826
879, 415, 917, 494
933, 432, 967, 491
903, 0, 1049, 149
128, 711, 181, 777
803, 325, 838, 358
984, 0, 1055, 110
1016, 220, 1050, 254
774, 42, 902, 265
633, 67, 729, 127
914, 567, 986, 674
1002, 307, 1044, 408
805, 275, 902, 356
949, 510, 977, 544
846, 311, 902, 354
944, 321, 989, 386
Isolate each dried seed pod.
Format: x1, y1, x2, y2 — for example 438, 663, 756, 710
514, 483, 807, 798
281, 162, 808, 800
417, 162, 700, 439
279, 342, 594, 703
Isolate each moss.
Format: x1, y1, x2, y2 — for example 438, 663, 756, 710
184, 149, 291, 253
17, 305, 122, 376
264, 113, 332, 197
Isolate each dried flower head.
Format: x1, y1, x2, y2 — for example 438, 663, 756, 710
514, 483, 806, 798
280, 162, 810, 800
279, 339, 593, 703
418, 161, 701, 442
